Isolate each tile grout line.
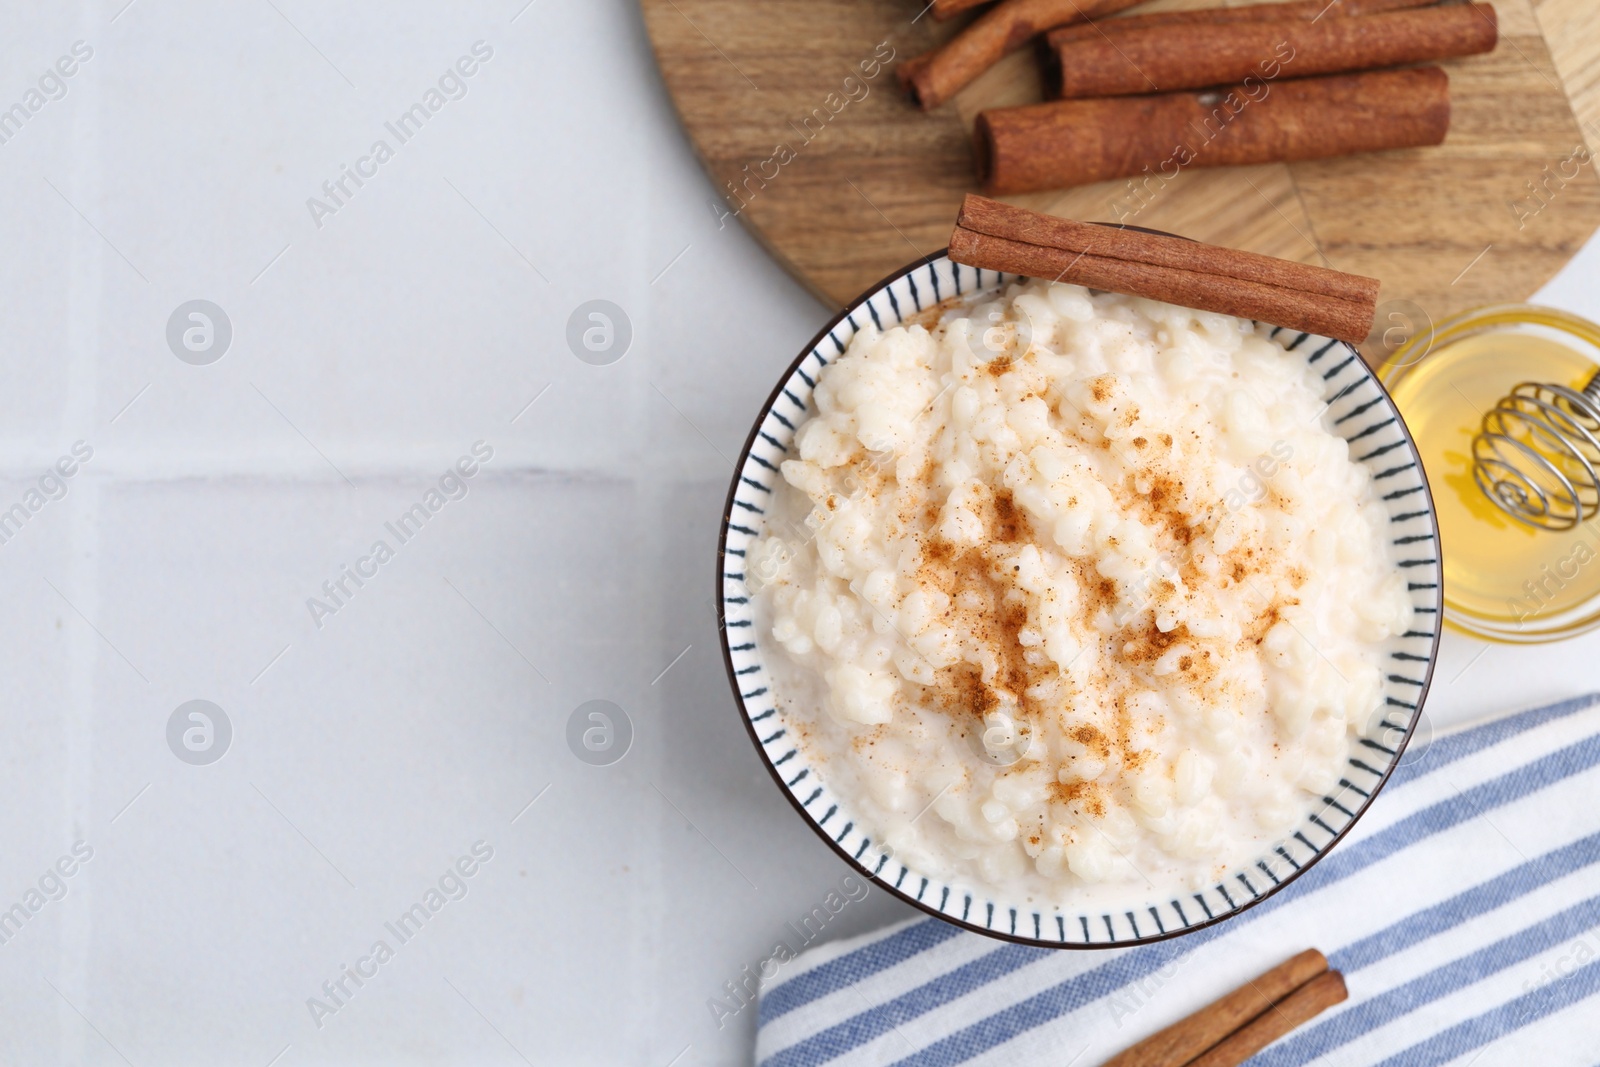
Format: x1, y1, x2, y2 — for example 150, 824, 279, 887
58, 25, 105, 1060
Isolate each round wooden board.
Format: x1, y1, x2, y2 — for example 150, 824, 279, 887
642, 0, 1600, 358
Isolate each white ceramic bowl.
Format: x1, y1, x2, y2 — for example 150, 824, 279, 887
716, 250, 1443, 948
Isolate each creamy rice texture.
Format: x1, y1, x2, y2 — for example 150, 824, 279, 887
750, 279, 1414, 906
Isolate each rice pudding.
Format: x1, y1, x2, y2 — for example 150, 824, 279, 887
750, 279, 1414, 905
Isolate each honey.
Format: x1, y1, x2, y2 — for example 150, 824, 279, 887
1381, 305, 1600, 643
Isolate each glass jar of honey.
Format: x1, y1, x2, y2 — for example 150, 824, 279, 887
1380, 304, 1600, 643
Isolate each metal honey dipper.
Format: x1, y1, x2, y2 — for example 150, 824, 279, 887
1472, 369, 1600, 531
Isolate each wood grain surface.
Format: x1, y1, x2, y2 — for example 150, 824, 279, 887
641, 0, 1600, 358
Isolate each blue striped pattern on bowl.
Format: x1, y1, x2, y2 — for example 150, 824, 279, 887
717, 250, 1444, 948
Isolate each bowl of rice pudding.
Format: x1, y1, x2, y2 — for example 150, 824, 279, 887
718, 249, 1442, 947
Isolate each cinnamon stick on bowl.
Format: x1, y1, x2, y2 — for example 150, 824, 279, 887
1052, 3, 1497, 99
898, 0, 1147, 111
947, 194, 1380, 342
976, 66, 1451, 195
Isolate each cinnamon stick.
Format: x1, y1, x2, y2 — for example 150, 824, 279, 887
947, 194, 1380, 341
898, 0, 1149, 111
957, 195, 1378, 304
1052, 4, 1496, 99
1045, 0, 1437, 47
930, 0, 994, 20
1186, 971, 1349, 1067
975, 67, 1451, 195
1097, 949, 1330, 1067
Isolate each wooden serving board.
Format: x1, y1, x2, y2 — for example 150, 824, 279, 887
641, 0, 1600, 358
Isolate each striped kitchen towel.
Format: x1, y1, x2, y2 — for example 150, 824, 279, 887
755, 694, 1600, 1067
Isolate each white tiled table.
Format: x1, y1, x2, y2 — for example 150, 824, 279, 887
1, 2, 1597, 1064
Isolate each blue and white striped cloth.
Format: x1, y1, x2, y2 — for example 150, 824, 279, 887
756, 695, 1600, 1066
